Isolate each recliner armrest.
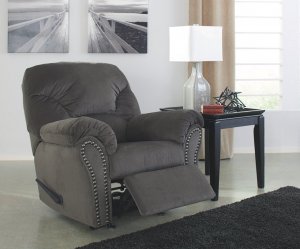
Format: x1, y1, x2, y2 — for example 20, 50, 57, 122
40, 117, 117, 155
126, 110, 204, 144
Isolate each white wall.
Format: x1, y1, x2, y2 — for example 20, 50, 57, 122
282, 0, 300, 110
0, 0, 189, 160
234, 111, 300, 153
0, 0, 299, 160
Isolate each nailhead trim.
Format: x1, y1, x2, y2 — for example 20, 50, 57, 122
184, 128, 202, 165
81, 141, 111, 226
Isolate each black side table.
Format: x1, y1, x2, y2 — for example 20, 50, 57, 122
160, 107, 265, 201
203, 109, 265, 201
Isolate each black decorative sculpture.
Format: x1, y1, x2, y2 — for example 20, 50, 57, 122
214, 87, 246, 112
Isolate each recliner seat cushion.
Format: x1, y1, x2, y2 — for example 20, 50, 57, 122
109, 141, 184, 180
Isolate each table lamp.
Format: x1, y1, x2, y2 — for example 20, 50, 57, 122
169, 25, 223, 112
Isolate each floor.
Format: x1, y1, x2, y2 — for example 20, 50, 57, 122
0, 153, 299, 249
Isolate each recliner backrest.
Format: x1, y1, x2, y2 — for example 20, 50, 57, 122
22, 62, 141, 154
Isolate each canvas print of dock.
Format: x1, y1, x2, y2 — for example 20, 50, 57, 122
88, 0, 148, 53
8, 0, 69, 53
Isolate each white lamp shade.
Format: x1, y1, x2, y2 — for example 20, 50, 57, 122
169, 26, 223, 62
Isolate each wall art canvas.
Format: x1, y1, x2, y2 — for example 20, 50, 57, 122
88, 0, 148, 53
8, 0, 69, 53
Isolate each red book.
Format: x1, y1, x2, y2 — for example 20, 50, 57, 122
202, 104, 224, 114
203, 104, 224, 110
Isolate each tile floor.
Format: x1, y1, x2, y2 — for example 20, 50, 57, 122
0, 153, 299, 249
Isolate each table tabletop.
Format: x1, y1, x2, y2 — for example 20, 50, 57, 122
160, 106, 265, 119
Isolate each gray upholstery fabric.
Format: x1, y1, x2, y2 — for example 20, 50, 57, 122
184, 125, 202, 166
87, 113, 128, 143
35, 137, 113, 228
22, 62, 140, 154
109, 141, 184, 180
124, 165, 215, 216
79, 137, 113, 227
35, 142, 98, 227
29, 133, 41, 155
40, 117, 117, 155
126, 110, 204, 144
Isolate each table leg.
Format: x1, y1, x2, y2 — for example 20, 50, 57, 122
254, 115, 265, 188
205, 128, 210, 175
209, 121, 221, 201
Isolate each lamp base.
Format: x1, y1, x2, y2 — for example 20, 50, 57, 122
183, 62, 211, 112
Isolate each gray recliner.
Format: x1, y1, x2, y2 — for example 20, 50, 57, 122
22, 62, 215, 228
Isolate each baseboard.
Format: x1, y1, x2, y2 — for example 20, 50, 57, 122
234, 147, 300, 154
0, 156, 34, 161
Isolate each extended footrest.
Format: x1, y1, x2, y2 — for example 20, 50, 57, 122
124, 165, 215, 216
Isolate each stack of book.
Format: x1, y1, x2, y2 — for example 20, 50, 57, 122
202, 104, 224, 114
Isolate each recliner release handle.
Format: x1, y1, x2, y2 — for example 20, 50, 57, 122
36, 179, 63, 205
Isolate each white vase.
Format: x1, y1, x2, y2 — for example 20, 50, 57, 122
183, 62, 211, 112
